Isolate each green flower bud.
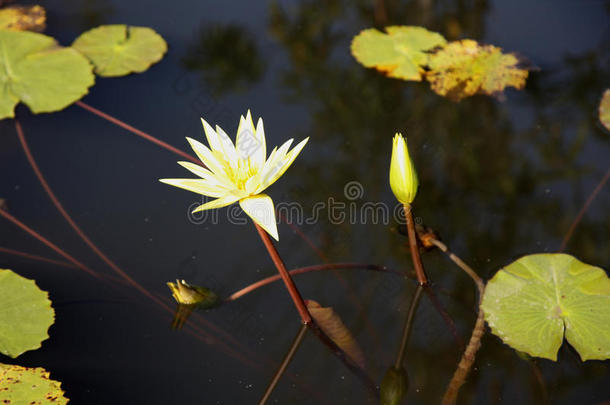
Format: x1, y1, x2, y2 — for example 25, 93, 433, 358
390, 133, 419, 204
380, 366, 408, 405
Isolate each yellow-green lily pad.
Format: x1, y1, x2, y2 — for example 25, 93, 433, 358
351, 26, 446, 81
72, 24, 167, 77
426, 39, 529, 101
0, 5, 46, 32
599, 89, 610, 131
0, 364, 68, 404
0, 30, 95, 120
481, 254, 610, 361
0, 269, 55, 358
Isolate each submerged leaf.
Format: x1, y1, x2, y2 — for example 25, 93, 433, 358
72, 24, 167, 77
307, 300, 365, 369
0, 30, 95, 120
351, 26, 446, 81
0, 364, 68, 404
426, 39, 529, 101
599, 89, 610, 131
481, 253, 610, 361
0, 5, 46, 31
0, 269, 55, 358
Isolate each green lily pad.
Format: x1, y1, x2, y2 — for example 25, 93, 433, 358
426, 39, 529, 101
599, 89, 610, 131
72, 24, 167, 77
0, 269, 55, 358
0, 30, 95, 120
0, 364, 68, 404
482, 254, 610, 361
351, 26, 446, 81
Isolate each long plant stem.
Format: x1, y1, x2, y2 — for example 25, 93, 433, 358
404, 204, 428, 285
259, 324, 307, 405
395, 284, 424, 369
424, 288, 464, 349
0, 246, 76, 268
254, 224, 312, 324
431, 238, 485, 405
75, 101, 199, 164
15, 119, 165, 302
227, 262, 401, 301
559, 168, 610, 251
254, 225, 378, 397
0, 208, 99, 278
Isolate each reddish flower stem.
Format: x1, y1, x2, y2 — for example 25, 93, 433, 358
15, 119, 161, 301
404, 204, 428, 285
254, 223, 312, 325
227, 262, 401, 301
0, 246, 76, 268
0, 208, 99, 278
559, 169, 610, 251
75, 101, 200, 164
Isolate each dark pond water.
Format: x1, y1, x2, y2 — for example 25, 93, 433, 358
1, 0, 609, 404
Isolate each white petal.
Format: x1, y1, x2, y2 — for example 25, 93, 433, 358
186, 137, 228, 177
159, 178, 227, 198
192, 194, 241, 213
239, 194, 279, 241
261, 139, 293, 178
258, 138, 308, 192
177, 161, 214, 179
250, 117, 266, 171
177, 162, 235, 189
244, 173, 261, 194
201, 118, 222, 153
235, 111, 260, 161
215, 125, 239, 168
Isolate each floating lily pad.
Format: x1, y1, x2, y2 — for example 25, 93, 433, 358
0, 5, 46, 31
0, 269, 55, 358
599, 89, 610, 131
482, 254, 610, 361
72, 24, 167, 77
426, 39, 529, 101
307, 300, 365, 369
351, 26, 446, 81
0, 30, 95, 120
0, 364, 68, 404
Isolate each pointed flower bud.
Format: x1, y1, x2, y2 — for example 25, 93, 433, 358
380, 366, 408, 405
389, 133, 418, 204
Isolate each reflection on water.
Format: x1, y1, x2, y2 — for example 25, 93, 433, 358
182, 24, 265, 96
0, 0, 608, 404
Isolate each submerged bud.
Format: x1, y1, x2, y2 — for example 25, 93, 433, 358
166, 279, 219, 308
389, 133, 419, 204
380, 366, 408, 405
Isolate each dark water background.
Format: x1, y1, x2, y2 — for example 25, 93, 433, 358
1, 0, 609, 403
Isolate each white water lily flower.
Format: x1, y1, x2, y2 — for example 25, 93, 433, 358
160, 110, 309, 241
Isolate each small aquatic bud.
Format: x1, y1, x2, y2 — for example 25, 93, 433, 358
389, 133, 419, 204
380, 366, 408, 405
